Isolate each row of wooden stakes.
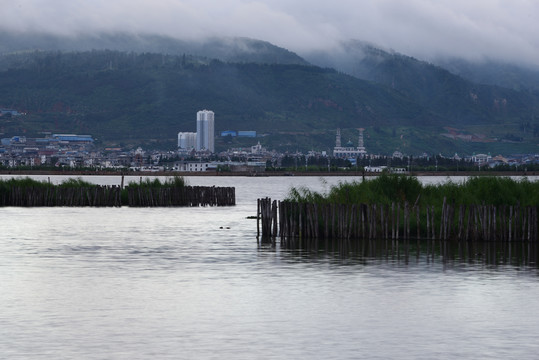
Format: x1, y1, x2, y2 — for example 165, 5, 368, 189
257, 198, 539, 244
126, 186, 236, 207
1, 185, 122, 207
0, 185, 236, 207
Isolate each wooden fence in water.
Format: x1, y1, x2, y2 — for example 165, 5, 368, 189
0, 185, 235, 207
1, 185, 123, 207
126, 185, 235, 207
257, 198, 538, 245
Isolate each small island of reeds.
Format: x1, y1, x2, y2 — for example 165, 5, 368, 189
0, 176, 235, 207
258, 175, 538, 243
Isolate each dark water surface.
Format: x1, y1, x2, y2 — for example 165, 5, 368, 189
1, 176, 538, 359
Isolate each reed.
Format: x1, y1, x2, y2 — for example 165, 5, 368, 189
286, 174, 537, 207
0, 176, 235, 207
422, 176, 538, 206
259, 175, 538, 244
57, 178, 97, 188
125, 176, 186, 189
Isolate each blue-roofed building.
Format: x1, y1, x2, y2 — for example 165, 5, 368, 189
52, 134, 94, 143
0, 108, 21, 116
221, 130, 237, 137
238, 131, 256, 138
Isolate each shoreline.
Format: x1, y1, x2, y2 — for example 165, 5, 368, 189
1, 170, 537, 177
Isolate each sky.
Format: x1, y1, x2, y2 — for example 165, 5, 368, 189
3, 0, 539, 65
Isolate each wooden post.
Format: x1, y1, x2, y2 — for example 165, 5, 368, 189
457, 205, 464, 240
439, 197, 446, 240
272, 200, 278, 238
426, 205, 430, 240
404, 201, 410, 240
396, 204, 400, 240
299, 202, 303, 242
391, 202, 395, 240
416, 205, 421, 240
257, 198, 260, 238
431, 206, 436, 240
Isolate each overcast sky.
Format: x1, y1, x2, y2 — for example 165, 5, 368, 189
3, 0, 539, 65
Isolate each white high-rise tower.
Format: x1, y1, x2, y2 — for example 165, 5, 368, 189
196, 110, 215, 153
178, 132, 196, 150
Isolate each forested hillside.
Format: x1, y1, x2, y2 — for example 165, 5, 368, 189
1, 49, 538, 153
0, 51, 431, 145
0, 31, 309, 66
305, 40, 539, 126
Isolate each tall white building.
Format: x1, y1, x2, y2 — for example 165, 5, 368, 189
196, 110, 215, 153
178, 132, 196, 151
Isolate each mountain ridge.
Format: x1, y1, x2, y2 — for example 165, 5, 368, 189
1, 31, 538, 154
0, 30, 309, 66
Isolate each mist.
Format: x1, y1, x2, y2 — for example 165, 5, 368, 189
2, 0, 539, 66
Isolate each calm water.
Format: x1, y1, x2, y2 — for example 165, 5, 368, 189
1, 175, 539, 359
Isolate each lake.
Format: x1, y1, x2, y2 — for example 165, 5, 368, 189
1, 175, 538, 359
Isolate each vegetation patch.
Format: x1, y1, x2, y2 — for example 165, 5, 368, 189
0, 176, 235, 207
286, 174, 538, 207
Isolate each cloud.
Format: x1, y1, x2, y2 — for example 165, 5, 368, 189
2, 0, 539, 65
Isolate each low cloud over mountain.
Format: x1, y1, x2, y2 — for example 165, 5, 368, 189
2, 0, 539, 67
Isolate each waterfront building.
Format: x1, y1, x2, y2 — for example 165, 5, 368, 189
196, 110, 215, 153
173, 161, 214, 172
471, 152, 492, 165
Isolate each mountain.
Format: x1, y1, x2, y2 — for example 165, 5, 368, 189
1, 32, 538, 154
303, 39, 539, 92
303, 40, 539, 126
0, 50, 436, 151
0, 30, 308, 66
432, 58, 539, 92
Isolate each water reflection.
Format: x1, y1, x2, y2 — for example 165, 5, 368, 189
259, 238, 539, 269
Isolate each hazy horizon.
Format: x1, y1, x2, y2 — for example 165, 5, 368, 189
2, 0, 539, 67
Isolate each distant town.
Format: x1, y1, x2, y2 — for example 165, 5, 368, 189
1, 109, 538, 174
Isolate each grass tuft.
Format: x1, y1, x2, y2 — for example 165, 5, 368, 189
286, 174, 538, 206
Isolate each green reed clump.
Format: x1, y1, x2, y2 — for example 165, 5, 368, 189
166, 176, 187, 188
0, 177, 51, 188
287, 174, 422, 205
287, 185, 327, 203
0, 177, 101, 190
287, 174, 537, 206
125, 176, 186, 189
0, 177, 52, 199
423, 176, 538, 206
279, 175, 538, 242
58, 177, 96, 188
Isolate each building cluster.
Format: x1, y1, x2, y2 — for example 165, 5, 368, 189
1, 107, 537, 172
170, 140, 275, 173
0, 134, 181, 170
177, 110, 215, 154
468, 153, 539, 169
0, 134, 95, 168
172, 110, 270, 172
